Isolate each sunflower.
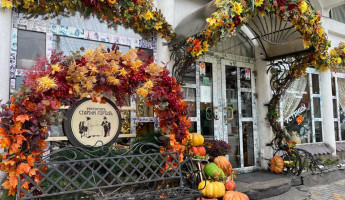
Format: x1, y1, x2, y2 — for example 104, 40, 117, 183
299, 1, 308, 13
232, 2, 243, 15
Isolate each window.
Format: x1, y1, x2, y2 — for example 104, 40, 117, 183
281, 70, 323, 144
16, 30, 46, 90
332, 74, 345, 141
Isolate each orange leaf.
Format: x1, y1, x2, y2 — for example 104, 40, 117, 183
29, 168, 38, 176
10, 121, 26, 134
0, 127, 6, 136
9, 143, 21, 154
37, 139, 47, 151
9, 175, 18, 188
16, 114, 29, 123
22, 180, 30, 190
2, 180, 10, 189
16, 134, 26, 145
5, 160, 15, 166
27, 155, 35, 166
16, 163, 31, 176
0, 136, 11, 148
8, 188, 16, 196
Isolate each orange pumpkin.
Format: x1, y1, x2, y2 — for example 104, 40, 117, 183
270, 155, 284, 174
196, 198, 217, 200
214, 156, 232, 175
223, 191, 249, 200
189, 146, 206, 156
224, 180, 236, 191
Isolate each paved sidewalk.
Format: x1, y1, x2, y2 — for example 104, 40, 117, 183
310, 179, 345, 200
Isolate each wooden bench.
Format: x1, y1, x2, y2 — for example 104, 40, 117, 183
16, 143, 202, 200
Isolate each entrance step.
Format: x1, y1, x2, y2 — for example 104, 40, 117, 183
263, 186, 311, 200
235, 171, 292, 200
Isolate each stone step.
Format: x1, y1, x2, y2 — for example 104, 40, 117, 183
263, 186, 311, 200
235, 171, 292, 200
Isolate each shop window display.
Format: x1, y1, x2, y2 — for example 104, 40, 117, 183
282, 72, 322, 144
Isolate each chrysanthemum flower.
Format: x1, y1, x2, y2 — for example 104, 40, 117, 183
38, 76, 56, 90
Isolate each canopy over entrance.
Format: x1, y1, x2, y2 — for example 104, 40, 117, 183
173, 0, 305, 60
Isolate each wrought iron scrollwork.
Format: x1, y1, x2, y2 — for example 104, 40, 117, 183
171, 41, 196, 83
266, 57, 323, 175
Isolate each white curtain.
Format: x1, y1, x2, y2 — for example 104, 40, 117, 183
282, 75, 308, 120
338, 78, 345, 111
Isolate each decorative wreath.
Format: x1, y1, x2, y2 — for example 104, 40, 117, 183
0, 46, 190, 196
182, 0, 331, 76
1, 0, 175, 40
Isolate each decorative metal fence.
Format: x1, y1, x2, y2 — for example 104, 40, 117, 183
16, 143, 201, 200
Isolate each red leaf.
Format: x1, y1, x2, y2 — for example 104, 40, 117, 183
16, 114, 29, 123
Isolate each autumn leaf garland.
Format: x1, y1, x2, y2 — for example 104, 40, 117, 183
1, 0, 175, 40
0, 45, 190, 197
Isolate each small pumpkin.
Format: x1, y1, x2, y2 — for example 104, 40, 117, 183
196, 198, 217, 200
198, 180, 226, 198
224, 180, 236, 191
204, 163, 226, 179
189, 146, 206, 156
223, 191, 249, 200
214, 156, 232, 175
270, 155, 284, 174
190, 133, 204, 146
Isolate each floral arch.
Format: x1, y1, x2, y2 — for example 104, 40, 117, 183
0, 46, 190, 195
171, 0, 332, 146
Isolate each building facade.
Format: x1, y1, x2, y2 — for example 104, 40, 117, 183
0, 0, 345, 174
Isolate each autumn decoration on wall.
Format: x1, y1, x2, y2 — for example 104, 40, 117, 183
0, 45, 190, 196
1, 0, 175, 40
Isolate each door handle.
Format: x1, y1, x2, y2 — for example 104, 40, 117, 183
205, 107, 219, 120
224, 106, 234, 121
206, 107, 212, 120
213, 106, 219, 120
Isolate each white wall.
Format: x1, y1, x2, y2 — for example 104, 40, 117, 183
0, 8, 11, 102
0, 7, 12, 185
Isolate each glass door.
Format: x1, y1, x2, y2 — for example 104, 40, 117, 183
221, 59, 257, 171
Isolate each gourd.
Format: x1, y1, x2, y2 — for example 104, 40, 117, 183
224, 180, 236, 191
223, 191, 249, 200
214, 156, 232, 175
270, 155, 284, 174
190, 133, 204, 146
198, 180, 226, 198
204, 163, 225, 179
189, 146, 206, 156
